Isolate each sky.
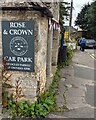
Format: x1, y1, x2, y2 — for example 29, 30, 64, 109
64, 0, 93, 27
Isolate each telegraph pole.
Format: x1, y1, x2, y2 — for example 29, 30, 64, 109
69, 0, 73, 40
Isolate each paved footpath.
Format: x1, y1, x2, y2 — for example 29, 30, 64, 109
47, 50, 95, 119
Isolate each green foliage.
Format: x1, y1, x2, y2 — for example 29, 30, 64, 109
75, 1, 96, 39
3, 69, 60, 119
87, 1, 96, 39
75, 4, 90, 31
64, 46, 73, 66
2, 53, 67, 119
59, 2, 70, 27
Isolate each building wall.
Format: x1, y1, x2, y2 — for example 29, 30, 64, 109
52, 3, 59, 21
52, 30, 59, 66
49, 3, 59, 21
0, 10, 48, 103
52, 3, 60, 66
0, 2, 60, 103
46, 3, 60, 88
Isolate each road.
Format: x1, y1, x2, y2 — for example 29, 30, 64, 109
74, 49, 95, 108
64, 49, 95, 118
70, 49, 95, 118
85, 49, 96, 60
47, 48, 96, 118
84, 49, 96, 109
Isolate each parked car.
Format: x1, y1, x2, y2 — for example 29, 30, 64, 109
85, 39, 96, 49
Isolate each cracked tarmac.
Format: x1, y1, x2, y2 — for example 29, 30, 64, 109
47, 50, 95, 119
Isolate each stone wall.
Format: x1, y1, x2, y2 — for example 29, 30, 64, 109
0, 10, 48, 103
52, 30, 59, 66
52, 3, 59, 21
0, 2, 60, 103
51, 3, 60, 66
46, 3, 60, 88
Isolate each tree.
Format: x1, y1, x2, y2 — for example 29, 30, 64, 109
75, 4, 90, 31
87, 1, 96, 38
59, 2, 70, 28
75, 2, 96, 39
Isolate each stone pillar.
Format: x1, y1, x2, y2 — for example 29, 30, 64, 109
0, 9, 48, 103
52, 29, 59, 66
51, 3, 60, 73
46, 19, 53, 88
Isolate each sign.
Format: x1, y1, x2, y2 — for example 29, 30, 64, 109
64, 31, 68, 39
2, 21, 34, 72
